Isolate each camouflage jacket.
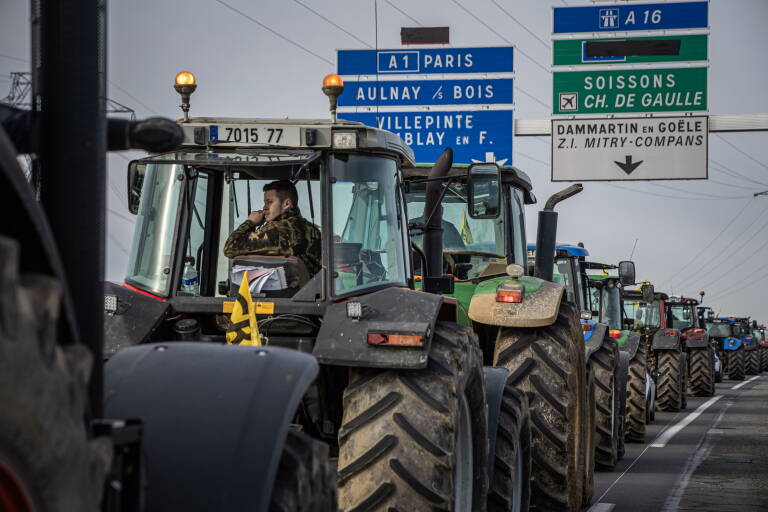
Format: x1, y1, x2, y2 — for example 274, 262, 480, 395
223, 208, 322, 276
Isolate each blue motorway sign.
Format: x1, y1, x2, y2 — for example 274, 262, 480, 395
340, 110, 513, 165
338, 79, 513, 107
553, 2, 708, 34
338, 47, 513, 75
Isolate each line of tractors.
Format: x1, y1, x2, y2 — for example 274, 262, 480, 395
2, 22, 766, 511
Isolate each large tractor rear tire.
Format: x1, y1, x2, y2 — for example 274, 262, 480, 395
0, 237, 110, 512
760, 347, 768, 373
270, 429, 337, 512
728, 348, 745, 381
745, 350, 760, 375
625, 341, 648, 443
487, 384, 531, 512
655, 350, 684, 412
590, 338, 620, 471
493, 302, 588, 512
688, 348, 714, 397
338, 322, 488, 512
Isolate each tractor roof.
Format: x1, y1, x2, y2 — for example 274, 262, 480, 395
527, 243, 589, 258
173, 117, 416, 167
622, 289, 669, 301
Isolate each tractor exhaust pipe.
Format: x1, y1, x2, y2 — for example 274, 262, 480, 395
423, 148, 453, 280
534, 184, 583, 282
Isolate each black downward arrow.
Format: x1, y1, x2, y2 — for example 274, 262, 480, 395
614, 155, 643, 175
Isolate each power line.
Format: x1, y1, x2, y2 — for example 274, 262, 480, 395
643, 181, 752, 200
290, 0, 373, 48
214, 0, 334, 66
490, 0, 551, 50
0, 53, 28, 64
710, 159, 768, 188
605, 183, 752, 202
695, 230, 768, 292
447, 0, 551, 74
383, 0, 422, 25
661, 198, 754, 283
671, 203, 768, 289
716, 133, 768, 173
708, 176, 760, 192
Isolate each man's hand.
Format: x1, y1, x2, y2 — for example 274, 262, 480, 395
248, 210, 266, 225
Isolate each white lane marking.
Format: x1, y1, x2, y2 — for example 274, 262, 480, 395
660, 399, 734, 512
595, 410, 685, 503
587, 503, 616, 512
731, 375, 760, 390
650, 395, 723, 448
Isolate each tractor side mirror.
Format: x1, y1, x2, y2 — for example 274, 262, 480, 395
641, 283, 655, 303
618, 260, 636, 285
467, 163, 500, 219
127, 161, 147, 214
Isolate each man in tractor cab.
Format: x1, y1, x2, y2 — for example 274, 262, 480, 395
223, 180, 322, 275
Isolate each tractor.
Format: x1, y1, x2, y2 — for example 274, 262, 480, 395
622, 287, 689, 412
526, 244, 629, 471
666, 296, 716, 397
98, 73, 559, 511
705, 316, 745, 381
403, 164, 594, 510
754, 323, 768, 372
734, 317, 761, 375
584, 266, 656, 444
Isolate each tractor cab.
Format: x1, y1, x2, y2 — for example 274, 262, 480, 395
622, 287, 669, 337
666, 296, 708, 345
404, 164, 534, 281
705, 317, 741, 348
106, 73, 425, 355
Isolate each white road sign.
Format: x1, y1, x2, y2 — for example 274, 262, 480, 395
551, 116, 708, 181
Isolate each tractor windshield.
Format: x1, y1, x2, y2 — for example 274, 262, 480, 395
601, 285, 623, 330
406, 181, 506, 280
553, 257, 580, 307
331, 153, 409, 296
706, 322, 734, 338
752, 328, 764, 342
668, 304, 694, 330
629, 299, 662, 329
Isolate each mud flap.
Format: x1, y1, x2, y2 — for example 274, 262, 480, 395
104, 342, 318, 512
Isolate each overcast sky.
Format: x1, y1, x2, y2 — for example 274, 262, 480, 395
2, 0, 767, 320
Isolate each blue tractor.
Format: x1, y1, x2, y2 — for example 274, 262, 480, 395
706, 316, 745, 381
734, 317, 761, 375
528, 243, 631, 470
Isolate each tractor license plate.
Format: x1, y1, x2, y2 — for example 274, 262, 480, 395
209, 124, 301, 146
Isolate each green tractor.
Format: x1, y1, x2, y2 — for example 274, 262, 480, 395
405, 166, 596, 510
623, 287, 689, 412
584, 266, 656, 444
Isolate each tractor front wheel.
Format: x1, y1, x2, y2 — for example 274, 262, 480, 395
688, 348, 714, 397
624, 341, 648, 442
591, 338, 620, 470
745, 350, 760, 375
728, 348, 745, 381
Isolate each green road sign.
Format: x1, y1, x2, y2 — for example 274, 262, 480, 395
553, 34, 708, 67
553, 67, 707, 115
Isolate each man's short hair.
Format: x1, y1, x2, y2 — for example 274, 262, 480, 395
263, 180, 298, 208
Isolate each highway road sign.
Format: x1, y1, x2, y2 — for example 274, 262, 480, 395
553, 2, 709, 34
551, 116, 708, 181
337, 78, 513, 107
553, 34, 708, 66
340, 110, 513, 165
337, 47, 513, 75
553, 67, 707, 115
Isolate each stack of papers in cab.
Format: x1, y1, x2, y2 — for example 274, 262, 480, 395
231, 265, 288, 294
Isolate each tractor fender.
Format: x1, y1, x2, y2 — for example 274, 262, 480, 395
651, 328, 681, 350
483, 366, 510, 479
683, 330, 710, 349
467, 275, 565, 328
721, 337, 743, 351
104, 342, 319, 512
743, 339, 758, 351
103, 281, 171, 357
585, 322, 608, 359
313, 287, 441, 369
621, 331, 642, 360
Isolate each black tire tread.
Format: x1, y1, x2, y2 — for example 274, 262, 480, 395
625, 341, 648, 442
493, 302, 586, 512
688, 348, 714, 397
590, 338, 619, 470
655, 351, 683, 412
745, 349, 760, 375
728, 348, 745, 381
338, 322, 487, 512
269, 429, 337, 512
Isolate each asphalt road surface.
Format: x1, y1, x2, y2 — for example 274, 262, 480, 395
588, 375, 767, 512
